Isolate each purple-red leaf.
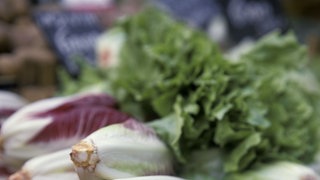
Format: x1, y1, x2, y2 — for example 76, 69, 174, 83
123, 118, 156, 136
0, 108, 17, 128
35, 94, 118, 117
0, 93, 131, 169
0, 166, 10, 178
29, 106, 130, 143
0, 109, 17, 119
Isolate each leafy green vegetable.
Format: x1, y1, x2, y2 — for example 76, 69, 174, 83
106, 9, 320, 177
57, 57, 109, 96
227, 161, 319, 180
178, 149, 224, 180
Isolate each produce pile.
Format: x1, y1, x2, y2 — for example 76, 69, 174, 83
0, 93, 176, 179
0, 0, 57, 101
1, 9, 320, 180
105, 9, 320, 178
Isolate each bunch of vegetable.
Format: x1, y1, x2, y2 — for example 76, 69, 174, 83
99, 9, 320, 179
2, 8, 320, 180
0, 91, 28, 128
0, 93, 175, 179
0, 91, 28, 178
57, 57, 109, 96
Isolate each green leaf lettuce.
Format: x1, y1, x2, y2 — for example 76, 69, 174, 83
106, 9, 320, 177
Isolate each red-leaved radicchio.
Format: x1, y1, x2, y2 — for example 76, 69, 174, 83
0, 93, 130, 169
0, 91, 28, 128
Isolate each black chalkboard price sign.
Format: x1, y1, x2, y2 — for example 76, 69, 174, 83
218, 0, 289, 43
154, 0, 220, 29
33, 11, 102, 76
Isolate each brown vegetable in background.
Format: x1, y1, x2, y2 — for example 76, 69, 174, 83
13, 16, 33, 26
18, 86, 56, 102
0, 0, 14, 22
0, 54, 21, 76
0, 0, 57, 102
15, 47, 57, 86
8, 0, 30, 18
0, 22, 12, 53
0, 0, 30, 23
10, 22, 48, 49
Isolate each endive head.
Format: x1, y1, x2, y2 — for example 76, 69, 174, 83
70, 119, 174, 180
0, 93, 130, 169
0, 165, 11, 179
0, 90, 28, 128
8, 148, 76, 180
116, 175, 186, 180
96, 28, 126, 68
229, 161, 320, 180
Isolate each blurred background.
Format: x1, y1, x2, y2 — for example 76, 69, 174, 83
0, 0, 319, 102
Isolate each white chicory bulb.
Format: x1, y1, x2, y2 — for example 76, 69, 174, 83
229, 161, 320, 180
0, 93, 130, 169
8, 148, 78, 180
0, 165, 11, 179
70, 119, 173, 180
115, 176, 185, 180
28, 172, 79, 180
0, 90, 28, 127
308, 150, 320, 175
0, 91, 28, 173
96, 28, 126, 68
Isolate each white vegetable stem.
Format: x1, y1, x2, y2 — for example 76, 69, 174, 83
0, 93, 119, 169
115, 176, 185, 180
96, 28, 126, 68
233, 161, 320, 180
8, 148, 76, 180
0, 91, 28, 110
70, 119, 173, 180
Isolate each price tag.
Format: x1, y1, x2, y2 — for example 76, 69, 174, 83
218, 0, 289, 43
154, 0, 220, 29
33, 10, 102, 76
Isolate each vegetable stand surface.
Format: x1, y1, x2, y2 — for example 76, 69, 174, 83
1, 8, 320, 180
103, 9, 320, 179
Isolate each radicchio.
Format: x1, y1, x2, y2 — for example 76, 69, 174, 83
70, 119, 174, 180
0, 93, 130, 169
0, 91, 27, 128
29, 106, 129, 143
0, 166, 11, 179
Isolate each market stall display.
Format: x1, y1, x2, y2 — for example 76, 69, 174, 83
0, 0, 57, 102
1, 1, 320, 180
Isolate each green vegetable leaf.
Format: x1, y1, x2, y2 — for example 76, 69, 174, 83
105, 9, 320, 176
225, 133, 261, 172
